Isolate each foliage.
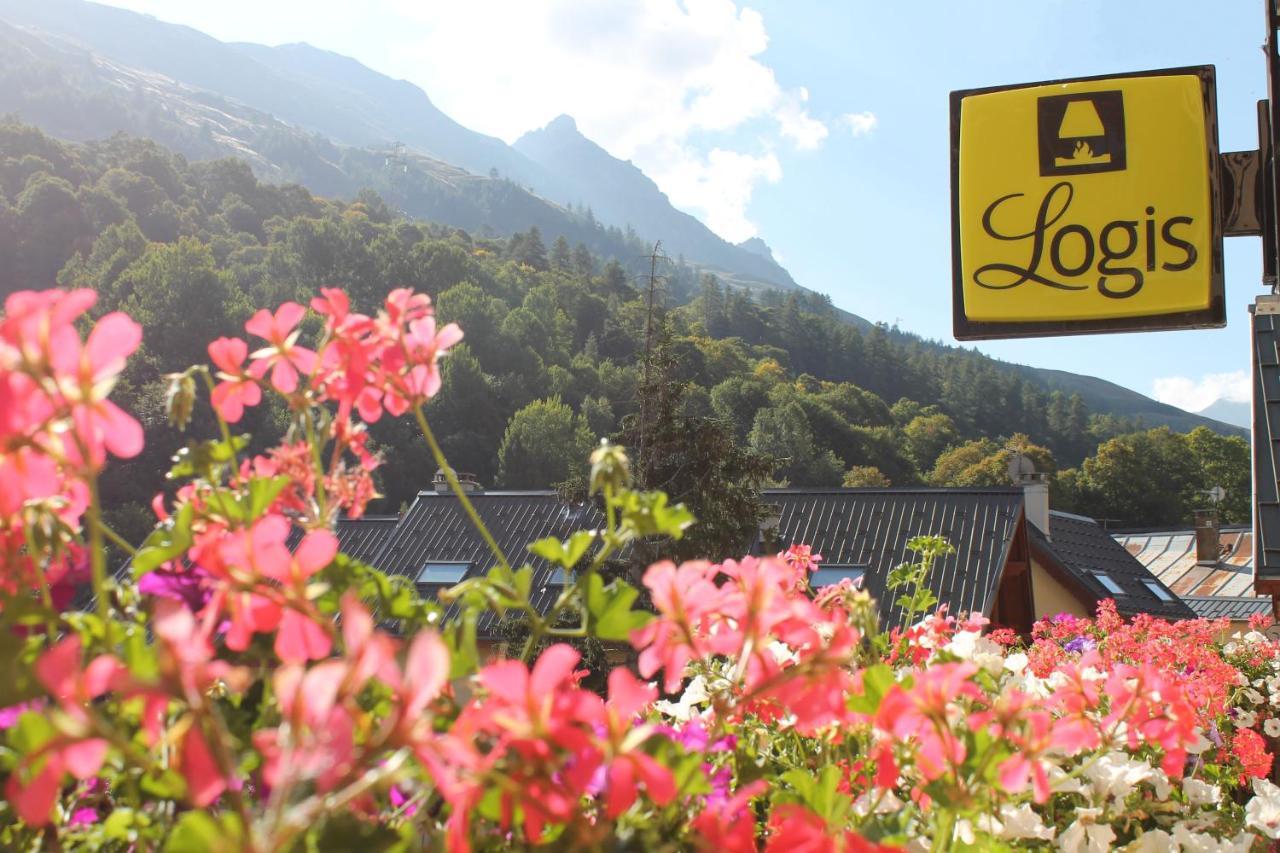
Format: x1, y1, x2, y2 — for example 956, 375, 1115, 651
0, 121, 1245, 529
2, 286, 1279, 851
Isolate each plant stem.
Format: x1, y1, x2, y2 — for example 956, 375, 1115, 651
86, 471, 114, 647
95, 518, 137, 556
412, 404, 510, 573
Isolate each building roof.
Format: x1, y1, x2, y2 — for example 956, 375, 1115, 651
762, 487, 1025, 627
367, 491, 605, 635
1029, 511, 1195, 620
1182, 596, 1273, 621
332, 515, 400, 564
1112, 526, 1260, 598
1254, 306, 1280, 587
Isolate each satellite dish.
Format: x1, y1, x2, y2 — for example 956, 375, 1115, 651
1007, 451, 1036, 484
1206, 486, 1226, 504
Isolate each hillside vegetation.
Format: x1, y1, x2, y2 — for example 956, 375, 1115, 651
0, 122, 1249, 539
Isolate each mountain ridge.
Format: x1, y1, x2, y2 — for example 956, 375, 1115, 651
0, 0, 1244, 439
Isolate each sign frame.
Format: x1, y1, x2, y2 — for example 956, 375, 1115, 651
950, 65, 1226, 341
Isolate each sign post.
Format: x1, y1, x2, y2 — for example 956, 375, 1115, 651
950, 5, 1280, 614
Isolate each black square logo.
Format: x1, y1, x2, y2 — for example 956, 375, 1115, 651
1037, 91, 1126, 176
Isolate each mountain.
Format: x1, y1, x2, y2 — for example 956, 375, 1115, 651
1198, 399, 1251, 431
0, 0, 1243, 439
514, 115, 798, 290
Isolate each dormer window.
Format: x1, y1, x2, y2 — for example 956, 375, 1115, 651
1143, 580, 1174, 602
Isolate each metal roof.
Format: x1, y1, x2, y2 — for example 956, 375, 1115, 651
367, 491, 604, 635
1030, 512, 1195, 620
1183, 596, 1273, 621
332, 516, 400, 564
1113, 526, 1260, 598
1254, 307, 1280, 586
762, 488, 1025, 627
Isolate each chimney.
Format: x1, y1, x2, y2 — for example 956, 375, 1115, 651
1019, 472, 1051, 539
433, 468, 483, 495
1194, 509, 1220, 565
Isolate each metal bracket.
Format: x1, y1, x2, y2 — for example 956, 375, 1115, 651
1222, 149, 1264, 236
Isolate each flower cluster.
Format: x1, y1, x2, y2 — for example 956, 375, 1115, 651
5, 287, 1280, 851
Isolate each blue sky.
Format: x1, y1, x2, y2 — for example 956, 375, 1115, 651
96, 0, 1267, 415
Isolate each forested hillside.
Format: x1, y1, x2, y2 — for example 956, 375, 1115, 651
0, 122, 1249, 539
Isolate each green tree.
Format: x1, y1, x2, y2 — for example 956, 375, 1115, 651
1185, 426, 1251, 523
844, 466, 890, 487
748, 402, 844, 486
903, 413, 959, 471
497, 397, 594, 488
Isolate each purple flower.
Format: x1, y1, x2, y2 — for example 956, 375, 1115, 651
0, 700, 44, 729
703, 763, 733, 809
1063, 636, 1096, 654
138, 565, 213, 612
68, 808, 98, 827
389, 785, 418, 817
1209, 721, 1224, 748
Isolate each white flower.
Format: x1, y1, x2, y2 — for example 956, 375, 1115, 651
1182, 776, 1221, 806
1004, 651, 1029, 675
953, 819, 975, 846
1126, 829, 1172, 852
1085, 752, 1169, 802
1187, 729, 1213, 755
1246, 688, 1266, 705
1266, 717, 1280, 738
1244, 630, 1269, 645
1246, 776, 1280, 839
852, 791, 903, 817
995, 803, 1054, 841
1059, 807, 1115, 853
766, 640, 798, 666
1171, 823, 1253, 852
653, 674, 710, 721
1236, 709, 1258, 729
1048, 764, 1084, 794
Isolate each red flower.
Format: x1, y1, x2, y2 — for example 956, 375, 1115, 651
207, 336, 261, 422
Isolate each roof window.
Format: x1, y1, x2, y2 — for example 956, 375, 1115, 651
416, 561, 470, 585
1142, 580, 1175, 602
810, 565, 867, 588
1094, 573, 1124, 595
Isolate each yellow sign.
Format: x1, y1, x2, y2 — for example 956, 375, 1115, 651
951, 67, 1224, 339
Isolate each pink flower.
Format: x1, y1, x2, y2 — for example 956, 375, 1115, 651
208, 337, 261, 423
599, 668, 675, 819
630, 560, 722, 693
245, 302, 317, 393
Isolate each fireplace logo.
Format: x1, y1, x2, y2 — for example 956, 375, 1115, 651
1037, 91, 1126, 176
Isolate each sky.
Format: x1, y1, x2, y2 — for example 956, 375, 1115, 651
94, 0, 1269, 417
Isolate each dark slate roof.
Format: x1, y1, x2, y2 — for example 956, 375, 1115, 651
1183, 596, 1274, 621
762, 488, 1025, 627
332, 516, 400, 564
1030, 511, 1195, 620
1255, 306, 1280, 587
368, 491, 604, 635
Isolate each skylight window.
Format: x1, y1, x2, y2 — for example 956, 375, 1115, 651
1143, 580, 1175, 602
810, 565, 867, 588
1094, 573, 1124, 594
416, 562, 469, 585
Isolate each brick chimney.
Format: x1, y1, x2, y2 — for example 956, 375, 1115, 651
1194, 509, 1220, 565
433, 468, 483, 494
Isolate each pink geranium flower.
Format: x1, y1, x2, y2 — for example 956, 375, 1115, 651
245, 302, 317, 393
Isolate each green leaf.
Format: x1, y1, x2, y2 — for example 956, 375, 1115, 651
167, 436, 248, 480
140, 767, 187, 800
124, 624, 159, 681
446, 610, 479, 679
0, 631, 42, 708
615, 490, 695, 540
165, 811, 243, 852
244, 475, 291, 520
585, 574, 652, 641
8, 712, 54, 754
132, 501, 194, 576
848, 663, 894, 715
528, 530, 597, 569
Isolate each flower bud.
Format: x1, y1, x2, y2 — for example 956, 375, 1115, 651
165, 369, 198, 431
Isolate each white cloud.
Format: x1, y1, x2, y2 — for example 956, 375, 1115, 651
1152, 370, 1250, 413
382, 0, 825, 241
841, 111, 878, 137
95, 0, 826, 242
